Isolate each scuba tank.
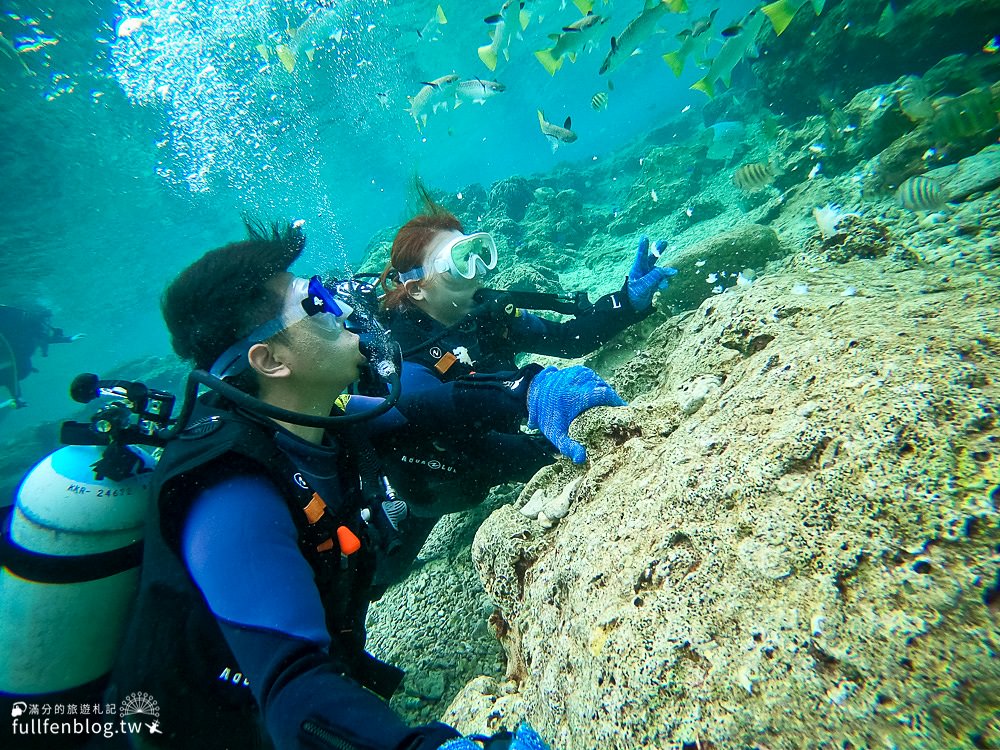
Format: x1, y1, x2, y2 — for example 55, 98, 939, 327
0, 375, 173, 706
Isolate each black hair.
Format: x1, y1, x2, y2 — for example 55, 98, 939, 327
161, 218, 305, 392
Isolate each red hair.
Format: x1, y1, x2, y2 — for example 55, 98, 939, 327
380, 182, 463, 311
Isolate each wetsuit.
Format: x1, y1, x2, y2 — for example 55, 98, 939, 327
108, 371, 535, 750
369, 285, 649, 584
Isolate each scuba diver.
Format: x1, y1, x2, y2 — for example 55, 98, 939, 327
367, 184, 676, 583
0, 303, 83, 409
104, 219, 621, 749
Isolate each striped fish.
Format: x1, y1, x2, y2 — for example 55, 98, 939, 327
895, 76, 934, 121
897, 175, 946, 211
732, 162, 776, 191
591, 91, 609, 110
931, 87, 999, 142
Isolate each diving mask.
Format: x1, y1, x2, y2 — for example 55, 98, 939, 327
397, 232, 498, 283
209, 275, 354, 378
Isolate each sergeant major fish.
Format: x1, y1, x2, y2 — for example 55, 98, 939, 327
406, 74, 460, 131
538, 110, 578, 152
600, 0, 689, 76
534, 12, 609, 76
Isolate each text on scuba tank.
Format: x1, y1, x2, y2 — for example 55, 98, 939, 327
96, 487, 133, 497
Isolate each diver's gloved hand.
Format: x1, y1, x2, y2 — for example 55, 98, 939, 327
438, 722, 553, 749
626, 236, 678, 310
527, 365, 626, 464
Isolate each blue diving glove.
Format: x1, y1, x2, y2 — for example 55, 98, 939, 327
626, 236, 678, 310
527, 365, 627, 464
439, 722, 553, 749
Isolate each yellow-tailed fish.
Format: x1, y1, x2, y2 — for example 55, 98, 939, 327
406, 74, 461, 131
690, 8, 766, 98
600, 0, 688, 76
897, 175, 947, 212
534, 12, 608, 76
417, 5, 448, 41
761, 0, 825, 36
538, 110, 578, 152
663, 9, 717, 77
479, 0, 523, 72
591, 91, 609, 110
262, 8, 345, 72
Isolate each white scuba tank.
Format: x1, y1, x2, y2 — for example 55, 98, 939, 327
0, 444, 155, 696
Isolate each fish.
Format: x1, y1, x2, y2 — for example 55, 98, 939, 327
0, 31, 32, 75
720, 23, 743, 37
818, 93, 852, 139
261, 7, 346, 73
897, 175, 947, 212
454, 78, 506, 106
895, 75, 934, 121
690, 8, 766, 98
732, 162, 777, 191
761, 0, 825, 36
416, 5, 448, 41
662, 9, 717, 77
930, 87, 999, 142
406, 74, 461, 131
599, 0, 689, 76
591, 91, 609, 110
479, 0, 524, 72
984, 36, 1000, 54
538, 110, 577, 152
534, 12, 609, 76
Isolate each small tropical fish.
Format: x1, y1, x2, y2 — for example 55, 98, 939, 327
479, 0, 523, 72
538, 110, 577, 152
897, 175, 947, 212
663, 9, 717, 77
930, 87, 999, 142
591, 91, 609, 110
600, 0, 689, 76
534, 12, 608, 76
895, 75, 934, 121
876, 1, 896, 38
690, 8, 766, 98
720, 23, 743, 37
761, 0, 825, 36
278, 7, 346, 72
406, 74, 461, 131
984, 36, 1000, 54
732, 162, 777, 191
454, 78, 506, 106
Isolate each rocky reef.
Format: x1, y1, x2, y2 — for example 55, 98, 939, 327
362, 26, 1000, 749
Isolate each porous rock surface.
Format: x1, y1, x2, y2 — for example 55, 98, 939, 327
440, 252, 1000, 749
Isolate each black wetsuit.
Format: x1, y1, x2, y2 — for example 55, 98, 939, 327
108, 375, 535, 750
371, 285, 650, 583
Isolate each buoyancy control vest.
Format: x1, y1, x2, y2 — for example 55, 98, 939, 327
107, 394, 402, 747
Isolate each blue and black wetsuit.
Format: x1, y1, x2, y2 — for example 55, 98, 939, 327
108, 373, 535, 749
367, 289, 648, 584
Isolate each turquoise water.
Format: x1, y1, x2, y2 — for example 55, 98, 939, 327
1, 0, 757, 438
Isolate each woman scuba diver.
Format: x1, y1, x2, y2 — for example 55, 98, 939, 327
366, 183, 677, 586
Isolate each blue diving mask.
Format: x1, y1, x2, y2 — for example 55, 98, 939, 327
209, 275, 354, 379
397, 232, 498, 283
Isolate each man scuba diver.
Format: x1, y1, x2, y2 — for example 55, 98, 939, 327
0, 304, 83, 409
106, 219, 620, 749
